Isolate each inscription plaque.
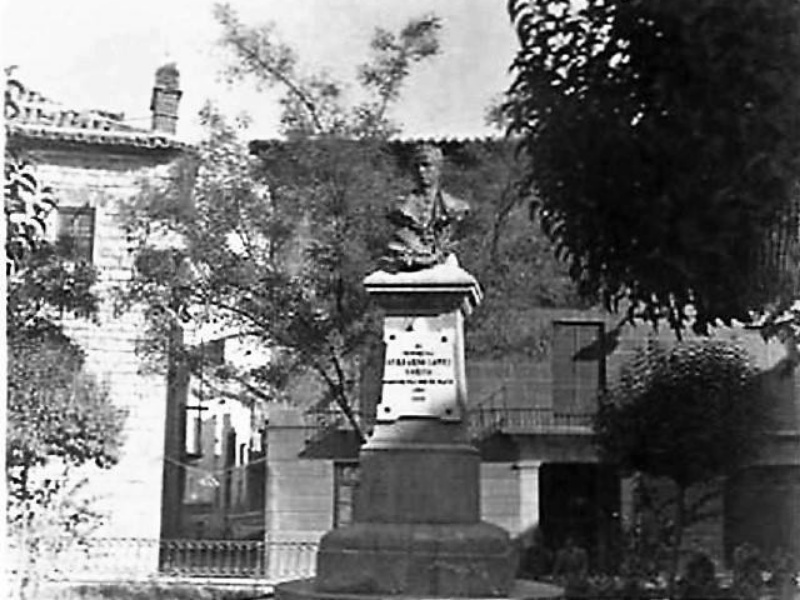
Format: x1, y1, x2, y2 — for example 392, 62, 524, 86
378, 329, 459, 421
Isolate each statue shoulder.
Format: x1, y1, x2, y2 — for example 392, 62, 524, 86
389, 192, 413, 211
441, 191, 471, 216
390, 191, 428, 222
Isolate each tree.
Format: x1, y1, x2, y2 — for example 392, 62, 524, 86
120, 7, 443, 442
121, 4, 585, 441
505, 0, 800, 333
214, 2, 441, 139
7, 325, 125, 595
7, 327, 123, 499
595, 339, 764, 596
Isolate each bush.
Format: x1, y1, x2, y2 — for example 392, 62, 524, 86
28, 582, 270, 600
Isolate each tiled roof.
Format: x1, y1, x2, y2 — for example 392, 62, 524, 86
389, 135, 507, 145
248, 135, 510, 156
5, 83, 190, 152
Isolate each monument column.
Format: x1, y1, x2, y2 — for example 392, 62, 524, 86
314, 257, 516, 597
276, 143, 562, 600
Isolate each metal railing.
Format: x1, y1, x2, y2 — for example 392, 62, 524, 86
468, 406, 595, 439
7, 537, 319, 583
299, 389, 596, 443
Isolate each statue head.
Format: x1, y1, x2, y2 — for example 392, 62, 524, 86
413, 143, 443, 190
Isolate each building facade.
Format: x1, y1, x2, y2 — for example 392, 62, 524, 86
233, 138, 800, 572
262, 300, 800, 572
7, 64, 190, 572
173, 334, 269, 541
8, 88, 798, 582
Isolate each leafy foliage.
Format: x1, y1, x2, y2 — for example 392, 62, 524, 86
506, 0, 800, 333
5, 70, 58, 275
214, 3, 440, 138
121, 7, 448, 441
123, 133, 581, 425
121, 73, 414, 439
8, 244, 100, 333
595, 338, 764, 594
442, 141, 585, 359
7, 329, 124, 476
7, 325, 123, 596
5, 153, 58, 275
8, 475, 105, 600
596, 339, 761, 486
5, 72, 101, 328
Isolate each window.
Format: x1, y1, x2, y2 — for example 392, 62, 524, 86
552, 321, 606, 414
333, 461, 360, 527
246, 448, 266, 512
184, 339, 225, 458
56, 206, 95, 263
223, 430, 236, 508
184, 404, 207, 458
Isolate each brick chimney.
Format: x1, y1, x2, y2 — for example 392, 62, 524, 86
150, 63, 182, 135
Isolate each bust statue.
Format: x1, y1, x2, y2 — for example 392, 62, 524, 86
383, 143, 470, 271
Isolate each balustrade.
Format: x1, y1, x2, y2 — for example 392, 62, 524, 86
6, 537, 319, 583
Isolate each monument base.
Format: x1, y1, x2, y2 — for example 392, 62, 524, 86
316, 522, 515, 597
276, 578, 564, 600
284, 258, 566, 600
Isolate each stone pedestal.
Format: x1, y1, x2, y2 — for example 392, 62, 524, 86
278, 578, 563, 600
277, 258, 560, 600
317, 421, 515, 596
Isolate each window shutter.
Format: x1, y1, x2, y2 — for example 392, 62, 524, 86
552, 321, 605, 414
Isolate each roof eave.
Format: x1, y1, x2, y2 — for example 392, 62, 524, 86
6, 123, 194, 155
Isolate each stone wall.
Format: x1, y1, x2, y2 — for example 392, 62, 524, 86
481, 462, 521, 534
265, 409, 335, 543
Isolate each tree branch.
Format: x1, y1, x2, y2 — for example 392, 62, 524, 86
686, 487, 721, 518
227, 36, 324, 133
312, 359, 365, 443
192, 367, 273, 405
203, 298, 272, 335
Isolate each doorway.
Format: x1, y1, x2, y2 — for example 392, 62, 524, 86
539, 462, 621, 572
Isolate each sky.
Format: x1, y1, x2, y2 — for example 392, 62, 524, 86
1, 0, 519, 142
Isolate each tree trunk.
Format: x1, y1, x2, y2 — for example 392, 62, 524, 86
317, 359, 366, 444
333, 388, 366, 444
668, 485, 687, 600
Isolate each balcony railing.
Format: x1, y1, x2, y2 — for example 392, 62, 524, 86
467, 406, 595, 439
159, 539, 267, 578
299, 391, 596, 445
6, 537, 318, 584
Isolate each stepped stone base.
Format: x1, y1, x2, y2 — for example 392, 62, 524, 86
281, 263, 568, 600
315, 522, 516, 597
276, 578, 564, 600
